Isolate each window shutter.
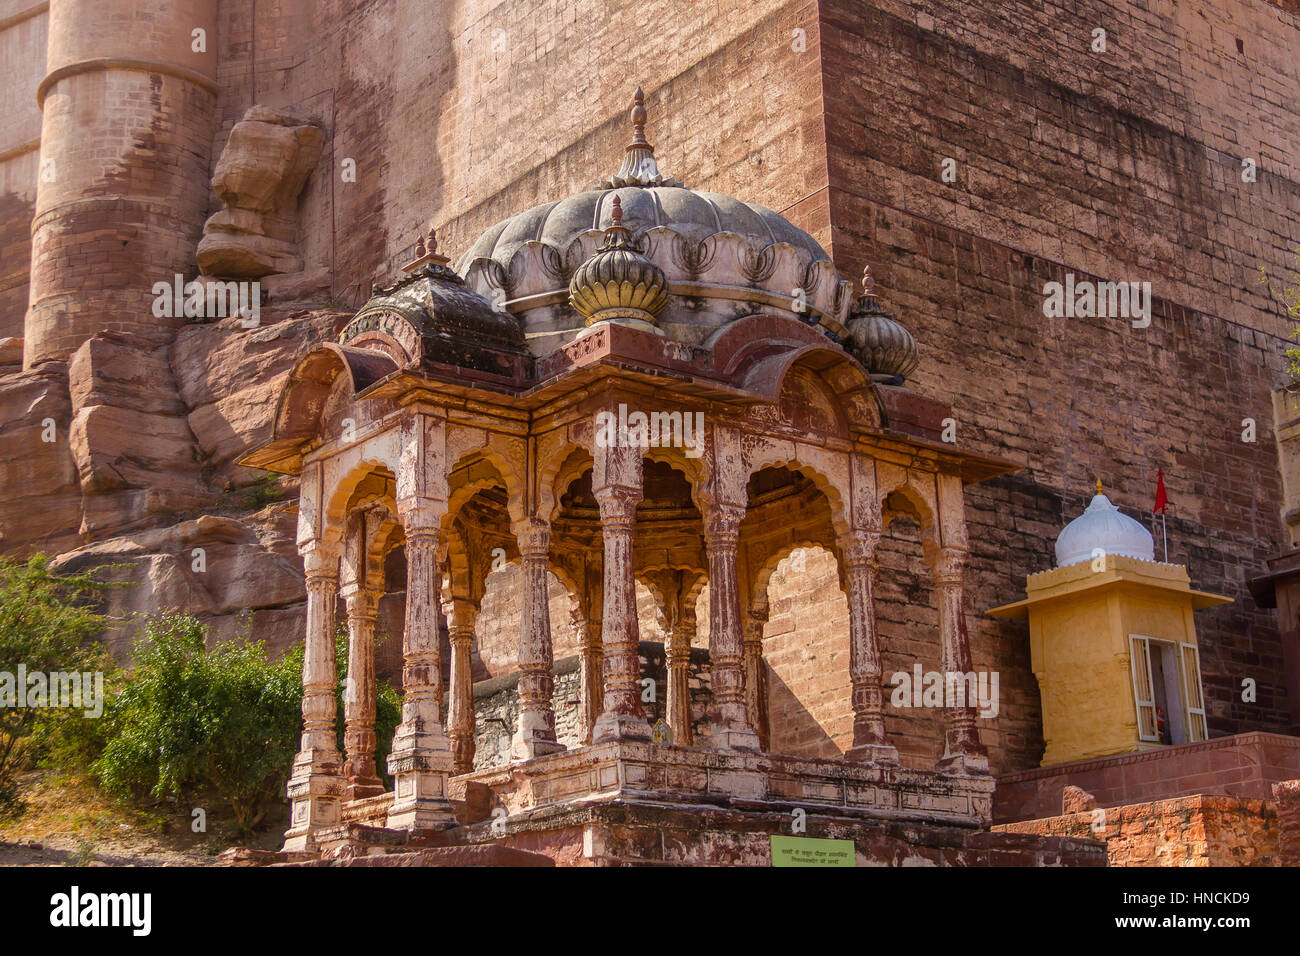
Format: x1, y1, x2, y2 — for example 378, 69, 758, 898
1181, 642, 1207, 742
1129, 635, 1158, 742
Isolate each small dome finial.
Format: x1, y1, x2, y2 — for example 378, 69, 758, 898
630, 87, 649, 147
862, 263, 876, 296
401, 218, 451, 273
1096, 478, 1103, 496
611, 195, 624, 227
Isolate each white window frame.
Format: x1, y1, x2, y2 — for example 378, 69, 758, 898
1129, 634, 1159, 743
1180, 641, 1207, 743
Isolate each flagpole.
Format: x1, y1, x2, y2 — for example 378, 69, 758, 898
1162, 512, 1168, 563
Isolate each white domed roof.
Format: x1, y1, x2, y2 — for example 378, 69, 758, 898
1055, 491, 1155, 567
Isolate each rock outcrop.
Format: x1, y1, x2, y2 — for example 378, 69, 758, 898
52, 510, 308, 659
197, 106, 326, 280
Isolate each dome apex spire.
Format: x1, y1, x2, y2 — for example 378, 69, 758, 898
597, 87, 684, 189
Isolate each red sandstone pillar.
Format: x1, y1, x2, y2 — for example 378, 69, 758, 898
575, 595, 604, 745
591, 443, 650, 742
511, 518, 564, 759
742, 596, 768, 751
341, 586, 383, 799
932, 545, 988, 773
386, 507, 455, 830
667, 610, 695, 746
706, 506, 759, 750
447, 598, 478, 775
283, 546, 343, 851
842, 530, 899, 764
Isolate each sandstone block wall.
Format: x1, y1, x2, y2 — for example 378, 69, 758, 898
820, 0, 1300, 765
470, 645, 712, 772
995, 792, 1283, 866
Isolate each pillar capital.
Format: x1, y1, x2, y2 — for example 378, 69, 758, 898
340, 586, 380, 617
512, 517, 551, 557
449, 597, 479, 637
594, 484, 642, 525
929, 544, 967, 585
301, 545, 339, 581
841, 528, 881, 571
397, 495, 447, 535
704, 504, 745, 548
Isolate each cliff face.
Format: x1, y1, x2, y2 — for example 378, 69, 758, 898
1, 0, 1298, 771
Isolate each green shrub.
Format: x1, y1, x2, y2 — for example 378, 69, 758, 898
0, 555, 112, 818
95, 614, 303, 834
94, 614, 403, 834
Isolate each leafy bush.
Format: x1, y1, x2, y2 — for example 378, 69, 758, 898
0, 555, 112, 818
95, 614, 304, 834
95, 614, 402, 835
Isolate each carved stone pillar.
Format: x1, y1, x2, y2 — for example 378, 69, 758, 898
511, 518, 564, 759
841, 530, 899, 764
666, 610, 695, 746
742, 596, 769, 752
342, 586, 384, 799
591, 484, 650, 742
575, 596, 603, 745
386, 508, 455, 830
283, 546, 344, 851
705, 506, 759, 750
931, 545, 988, 773
447, 598, 478, 775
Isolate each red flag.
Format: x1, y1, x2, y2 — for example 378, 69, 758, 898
1153, 468, 1168, 514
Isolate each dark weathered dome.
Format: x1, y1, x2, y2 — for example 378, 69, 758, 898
340, 258, 528, 378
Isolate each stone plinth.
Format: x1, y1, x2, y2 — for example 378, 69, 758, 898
456, 740, 995, 828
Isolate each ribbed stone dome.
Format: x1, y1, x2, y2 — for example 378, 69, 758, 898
456, 90, 853, 355
844, 266, 919, 382
1055, 488, 1156, 567
568, 196, 669, 331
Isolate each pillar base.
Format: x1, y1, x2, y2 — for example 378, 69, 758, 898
845, 742, 900, 765
511, 734, 566, 761
708, 725, 761, 752
385, 757, 456, 831
385, 722, 456, 830
282, 748, 344, 852
343, 777, 386, 802
592, 712, 652, 743
937, 751, 989, 775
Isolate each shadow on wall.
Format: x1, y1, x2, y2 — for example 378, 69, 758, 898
765, 667, 840, 760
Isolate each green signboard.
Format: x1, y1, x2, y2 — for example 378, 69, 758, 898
769, 835, 856, 867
